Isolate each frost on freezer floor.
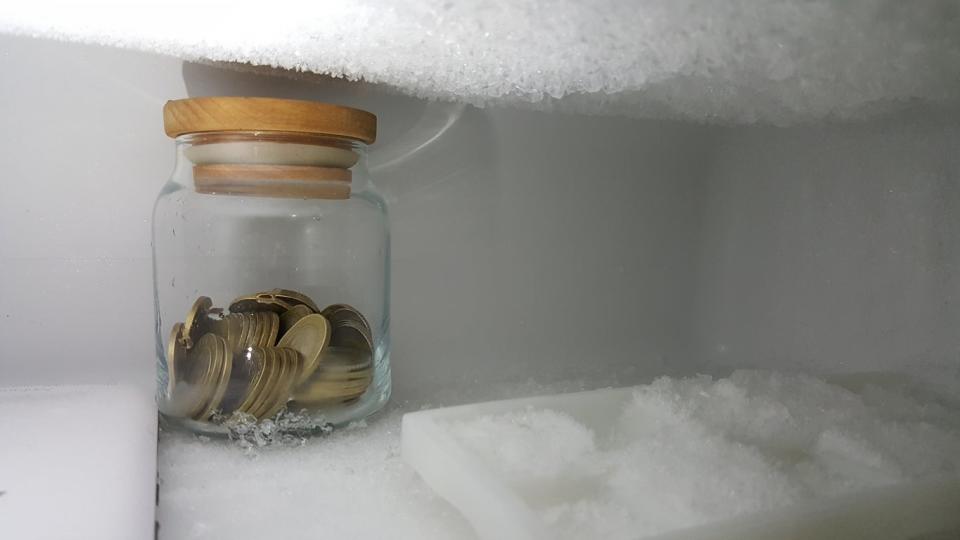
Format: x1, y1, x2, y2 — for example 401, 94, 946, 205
157, 379, 606, 540
159, 371, 960, 540
157, 409, 474, 540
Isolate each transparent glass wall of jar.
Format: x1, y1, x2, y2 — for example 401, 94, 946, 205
153, 128, 391, 437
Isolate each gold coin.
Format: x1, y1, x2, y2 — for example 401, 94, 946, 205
247, 348, 282, 417
233, 347, 270, 414
268, 311, 281, 346
295, 347, 369, 379
251, 348, 280, 418
187, 335, 222, 410
257, 311, 280, 347
309, 379, 370, 395
251, 348, 288, 419
321, 305, 374, 365
282, 347, 303, 379
259, 350, 298, 419
243, 350, 278, 417
220, 314, 243, 353
180, 296, 213, 349
245, 312, 268, 348
265, 288, 320, 313
208, 317, 226, 338
233, 312, 261, 351
281, 347, 304, 397
190, 334, 224, 420
170, 332, 219, 418
314, 346, 372, 376
330, 320, 374, 355
219, 348, 263, 415
229, 293, 294, 314
280, 304, 313, 335
238, 313, 254, 351
195, 334, 232, 420
165, 322, 187, 398
302, 376, 373, 405
313, 368, 373, 384
251, 313, 266, 346
319, 369, 373, 382
320, 304, 372, 338
277, 314, 331, 385
294, 344, 373, 404
293, 379, 371, 405
214, 314, 245, 354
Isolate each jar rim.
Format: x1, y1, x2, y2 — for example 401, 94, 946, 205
176, 131, 364, 149
163, 97, 377, 144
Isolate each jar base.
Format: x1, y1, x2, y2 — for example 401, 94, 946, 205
159, 381, 392, 442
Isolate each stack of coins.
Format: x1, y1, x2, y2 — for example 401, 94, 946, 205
165, 289, 374, 422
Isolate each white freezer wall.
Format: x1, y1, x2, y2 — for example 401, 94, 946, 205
696, 119, 960, 377
0, 35, 707, 395
0, 35, 957, 397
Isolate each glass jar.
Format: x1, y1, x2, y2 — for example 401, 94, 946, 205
153, 97, 390, 438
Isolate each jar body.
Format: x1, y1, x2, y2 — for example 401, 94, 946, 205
153, 134, 390, 436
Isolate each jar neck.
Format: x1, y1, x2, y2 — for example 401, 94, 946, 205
173, 132, 369, 200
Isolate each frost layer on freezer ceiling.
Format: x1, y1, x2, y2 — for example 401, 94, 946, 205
1, 1, 959, 123
158, 370, 960, 540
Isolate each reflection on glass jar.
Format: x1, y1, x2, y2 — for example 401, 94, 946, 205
153, 97, 390, 439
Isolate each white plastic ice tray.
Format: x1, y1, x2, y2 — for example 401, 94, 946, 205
402, 386, 960, 540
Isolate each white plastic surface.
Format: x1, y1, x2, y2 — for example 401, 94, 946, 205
403, 388, 634, 540
402, 375, 960, 540
0, 385, 158, 540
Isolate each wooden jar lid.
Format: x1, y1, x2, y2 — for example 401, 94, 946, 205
163, 97, 377, 144
193, 164, 352, 200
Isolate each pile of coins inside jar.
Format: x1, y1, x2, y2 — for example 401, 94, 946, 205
164, 289, 373, 422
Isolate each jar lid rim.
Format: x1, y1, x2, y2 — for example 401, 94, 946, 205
163, 97, 377, 144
